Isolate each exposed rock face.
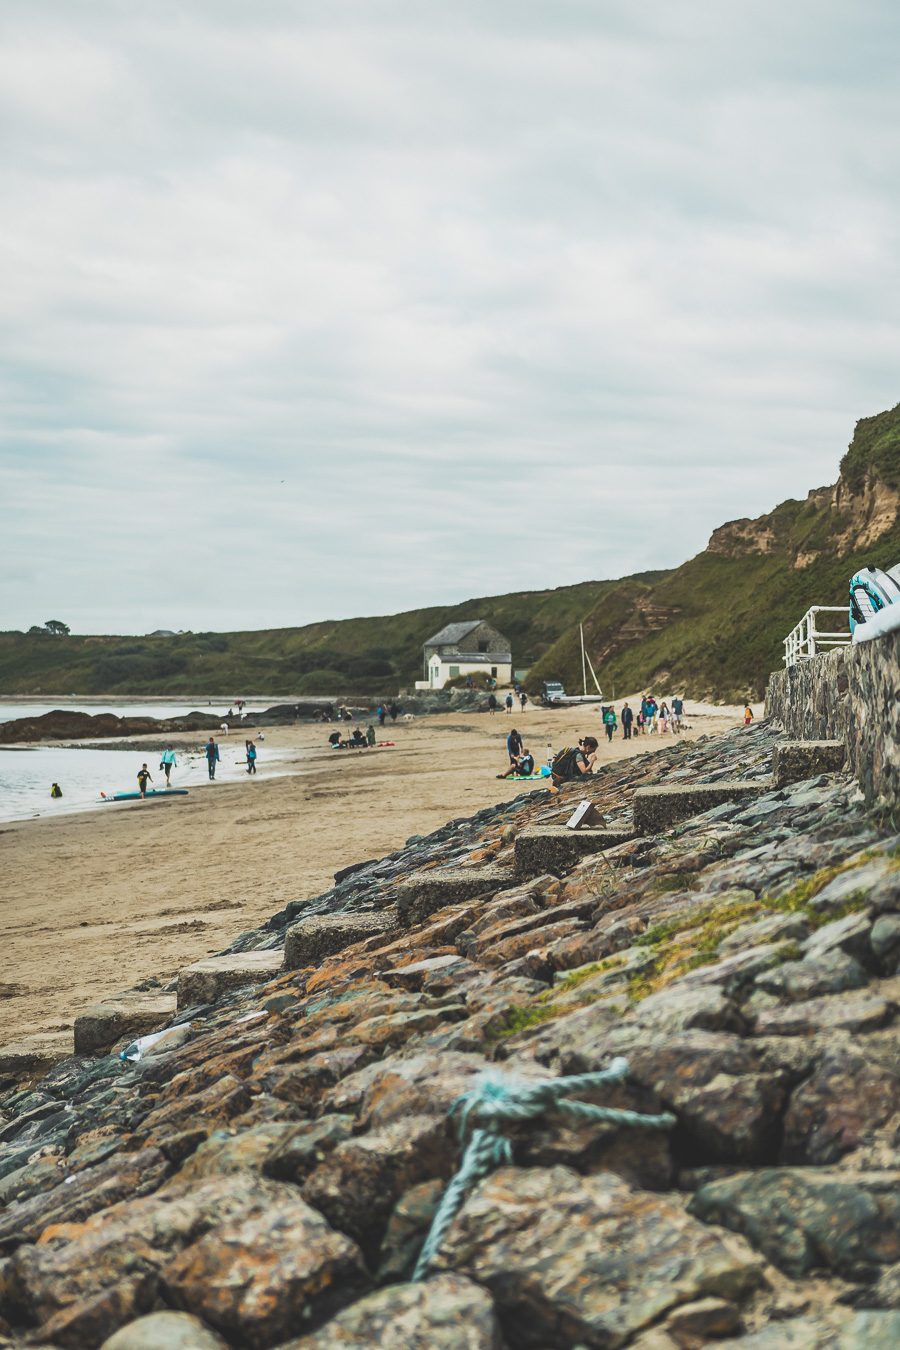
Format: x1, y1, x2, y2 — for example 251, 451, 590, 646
7, 718, 900, 1347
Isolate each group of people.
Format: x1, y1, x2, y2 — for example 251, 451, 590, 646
328, 725, 377, 750
600, 695, 686, 742
497, 727, 536, 779
487, 690, 528, 715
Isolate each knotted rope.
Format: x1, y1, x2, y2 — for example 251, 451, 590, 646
413, 1056, 676, 1280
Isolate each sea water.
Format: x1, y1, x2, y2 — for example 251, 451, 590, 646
0, 701, 270, 724
0, 740, 292, 824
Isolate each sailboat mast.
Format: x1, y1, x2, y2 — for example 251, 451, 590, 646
580, 624, 587, 697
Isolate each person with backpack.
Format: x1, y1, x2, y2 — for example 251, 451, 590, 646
550, 737, 599, 790
505, 693, 514, 714
488, 693, 498, 715
621, 703, 634, 740
204, 737, 220, 780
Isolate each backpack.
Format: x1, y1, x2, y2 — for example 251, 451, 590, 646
849, 564, 900, 634
551, 746, 582, 780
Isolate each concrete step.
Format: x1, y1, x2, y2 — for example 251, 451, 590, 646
73, 992, 178, 1056
177, 950, 284, 1010
284, 911, 398, 970
514, 826, 636, 878
397, 865, 517, 927
633, 781, 768, 834
773, 740, 845, 787
0, 1032, 73, 1082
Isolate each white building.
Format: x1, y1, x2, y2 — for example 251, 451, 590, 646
415, 619, 512, 690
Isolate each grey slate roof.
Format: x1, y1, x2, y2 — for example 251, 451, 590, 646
432, 651, 512, 665
423, 620, 484, 647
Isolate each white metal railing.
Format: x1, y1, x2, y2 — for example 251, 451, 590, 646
783, 606, 851, 667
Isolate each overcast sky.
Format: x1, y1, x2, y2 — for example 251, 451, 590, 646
2, 1, 899, 635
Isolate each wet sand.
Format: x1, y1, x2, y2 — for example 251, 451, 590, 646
0, 697, 754, 1051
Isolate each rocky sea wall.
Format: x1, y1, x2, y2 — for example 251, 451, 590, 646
766, 629, 900, 809
6, 722, 900, 1346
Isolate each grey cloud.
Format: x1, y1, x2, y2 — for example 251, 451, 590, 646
1, 1, 899, 634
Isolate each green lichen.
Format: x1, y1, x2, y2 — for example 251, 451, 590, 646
648, 871, 697, 896
485, 1002, 560, 1043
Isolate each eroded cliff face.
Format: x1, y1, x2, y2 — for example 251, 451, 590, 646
707, 475, 900, 568
707, 405, 900, 569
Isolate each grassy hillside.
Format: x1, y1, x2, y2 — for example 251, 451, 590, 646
528, 401, 900, 701
0, 573, 670, 698
5, 400, 898, 702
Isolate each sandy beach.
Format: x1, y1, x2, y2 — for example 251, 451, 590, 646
0, 697, 755, 1054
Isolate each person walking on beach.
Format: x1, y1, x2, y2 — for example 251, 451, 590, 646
744, 702, 754, 726
366, 724, 376, 747
672, 695, 684, 733
137, 763, 152, 798
658, 702, 670, 734
603, 706, 617, 742
519, 691, 527, 711
378, 704, 386, 727
488, 693, 498, 715
389, 702, 399, 725
621, 703, 633, 740
204, 737, 220, 779
246, 740, 257, 774
505, 693, 514, 714
160, 745, 177, 785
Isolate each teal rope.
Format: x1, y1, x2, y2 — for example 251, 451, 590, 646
413, 1056, 676, 1280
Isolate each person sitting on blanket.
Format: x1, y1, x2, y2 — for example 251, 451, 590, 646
497, 747, 535, 778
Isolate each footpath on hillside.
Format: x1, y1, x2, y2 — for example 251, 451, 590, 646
3, 718, 900, 1348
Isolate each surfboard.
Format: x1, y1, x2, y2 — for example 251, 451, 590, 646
100, 789, 189, 802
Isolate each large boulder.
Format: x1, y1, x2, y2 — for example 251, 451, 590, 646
780, 1046, 900, 1165
273, 1275, 502, 1350
688, 1168, 900, 1278
3, 1174, 367, 1349
430, 1165, 763, 1348
99, 1312, 229, 1349
300, 1115, 456, 1260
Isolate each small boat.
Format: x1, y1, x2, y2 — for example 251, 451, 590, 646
541, 626, 605, 705
99, 789, 189, 803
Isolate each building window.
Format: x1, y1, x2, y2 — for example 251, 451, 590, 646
491, 666, 497, 677
449, 665, 459, 678
478, 641, 488, 652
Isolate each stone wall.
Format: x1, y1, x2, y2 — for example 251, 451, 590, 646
765, 629, 900, 807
